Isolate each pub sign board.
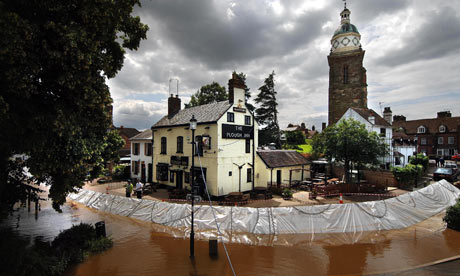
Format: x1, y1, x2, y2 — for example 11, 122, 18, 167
170, 156, 189, 166
222, 124, 254, 139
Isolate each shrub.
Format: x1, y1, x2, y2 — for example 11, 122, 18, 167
409, 153, 429, 171
0, 223, 112, 276
391, 164, 423, 189
282, 188, 293, 199
444, 197, 460, 231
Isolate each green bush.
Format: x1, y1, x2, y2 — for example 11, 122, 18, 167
391, 164, 423, 189
282, 188, 293, 199
444, 197, 460, 231
0, 223, 112, 276
409, 153, 429, 171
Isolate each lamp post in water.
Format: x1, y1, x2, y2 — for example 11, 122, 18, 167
189, 115, 197, 258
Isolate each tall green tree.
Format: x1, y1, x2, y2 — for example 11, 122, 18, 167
0, 0, 148, 211
185, 82, 227, 108
255, 71, 280, 147
234, 71, 255, 113
312, 118, 388, 184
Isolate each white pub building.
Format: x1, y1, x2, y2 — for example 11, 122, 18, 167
151, 74, 259, 196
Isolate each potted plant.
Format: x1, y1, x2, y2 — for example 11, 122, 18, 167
282, 188, 293, 200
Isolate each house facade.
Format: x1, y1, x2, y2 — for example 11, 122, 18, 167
151, 74, 259, 196
392, 111, 460, 159
129, 129, 153, 182
340, 107, 393, 167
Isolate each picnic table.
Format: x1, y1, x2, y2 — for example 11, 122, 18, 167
250, 187, 273, 200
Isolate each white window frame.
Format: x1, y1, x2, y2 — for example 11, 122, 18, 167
439, 125, 446, 133
417, 126, 426, 133
448, 137, 454, 144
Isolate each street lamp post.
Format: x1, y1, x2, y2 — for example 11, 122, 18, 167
189, 115, 197, 258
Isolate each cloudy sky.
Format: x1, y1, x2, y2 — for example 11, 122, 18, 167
109, 0, 460, 131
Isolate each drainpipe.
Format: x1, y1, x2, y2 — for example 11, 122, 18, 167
151, 126, 154, 184
252, 113, 255, 190
270, 168, 273, 188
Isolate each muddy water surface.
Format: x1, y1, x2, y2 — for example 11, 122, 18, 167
2, 199, 460, 276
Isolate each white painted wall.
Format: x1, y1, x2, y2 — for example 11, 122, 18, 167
130, 138, 152, 180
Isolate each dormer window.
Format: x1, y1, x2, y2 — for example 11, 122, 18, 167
417, 126, 426, 134
439, 125, 446, 133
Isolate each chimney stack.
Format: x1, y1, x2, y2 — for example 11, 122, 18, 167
168, 94, 181, 118
383, 107, 392, 125
228, 72, 246, 104
437, 111, 452, 118
393, 115, 406, 122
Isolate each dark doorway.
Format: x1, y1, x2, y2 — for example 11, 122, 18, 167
141, 163, 146, 183
176, 170, 183, 189
276, 170, 281, 188
148, 164, 153, 183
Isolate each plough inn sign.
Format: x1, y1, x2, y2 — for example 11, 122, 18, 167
222, 124, 254, 139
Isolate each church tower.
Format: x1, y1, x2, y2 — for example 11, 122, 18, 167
328, 3, 368, 126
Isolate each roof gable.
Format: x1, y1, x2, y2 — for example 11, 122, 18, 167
130, 129, 152, 140
350, 108, 391, 127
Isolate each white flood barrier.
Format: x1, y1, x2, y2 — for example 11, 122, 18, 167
68, 180, 460, 234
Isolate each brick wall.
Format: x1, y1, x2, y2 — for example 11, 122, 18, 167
328, 50, 368, 125
332, 166, 398, 188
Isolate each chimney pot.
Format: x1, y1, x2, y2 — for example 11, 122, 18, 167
168, 94, 181, 118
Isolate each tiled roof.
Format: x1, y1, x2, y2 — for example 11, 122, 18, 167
351, 108, 391, 127
152, 101, 232, 128
115, 126, 140, 138
130, 129, 152, 140
393, 115, 460, 134
257, 150, 310, 168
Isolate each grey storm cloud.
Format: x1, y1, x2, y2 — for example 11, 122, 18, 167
137, 0, 329, 69
379, 7, 460, 66
108, 0, 460, 130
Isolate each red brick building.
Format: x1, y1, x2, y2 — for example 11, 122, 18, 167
392, 111, 460, 159
114, 126, 140, 157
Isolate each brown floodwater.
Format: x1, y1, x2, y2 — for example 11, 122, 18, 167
2, 197, 460, 276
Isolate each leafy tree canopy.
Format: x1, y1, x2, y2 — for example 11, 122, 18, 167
185, 82, 227, 108
255, 71, 280, 147
312, 118, 388, 183
0, 0, 148, 211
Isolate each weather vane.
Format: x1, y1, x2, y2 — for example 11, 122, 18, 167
343, 0, 347, 9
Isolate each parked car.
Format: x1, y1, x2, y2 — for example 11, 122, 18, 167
433, 167, 455, 182
445, 163, 458, 172
452, 154, 460, 161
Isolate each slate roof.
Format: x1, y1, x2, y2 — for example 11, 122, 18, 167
152, 101, 232, 129
392, 115, 460, 134
115, 126, 140, 138
130, 129, 152, 140
257, 150, 310, 168
350, 108, 391, 127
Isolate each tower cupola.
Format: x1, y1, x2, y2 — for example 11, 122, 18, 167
330, 3, 361, 54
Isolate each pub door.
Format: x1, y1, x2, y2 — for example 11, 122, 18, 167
176, 171, 183, 189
